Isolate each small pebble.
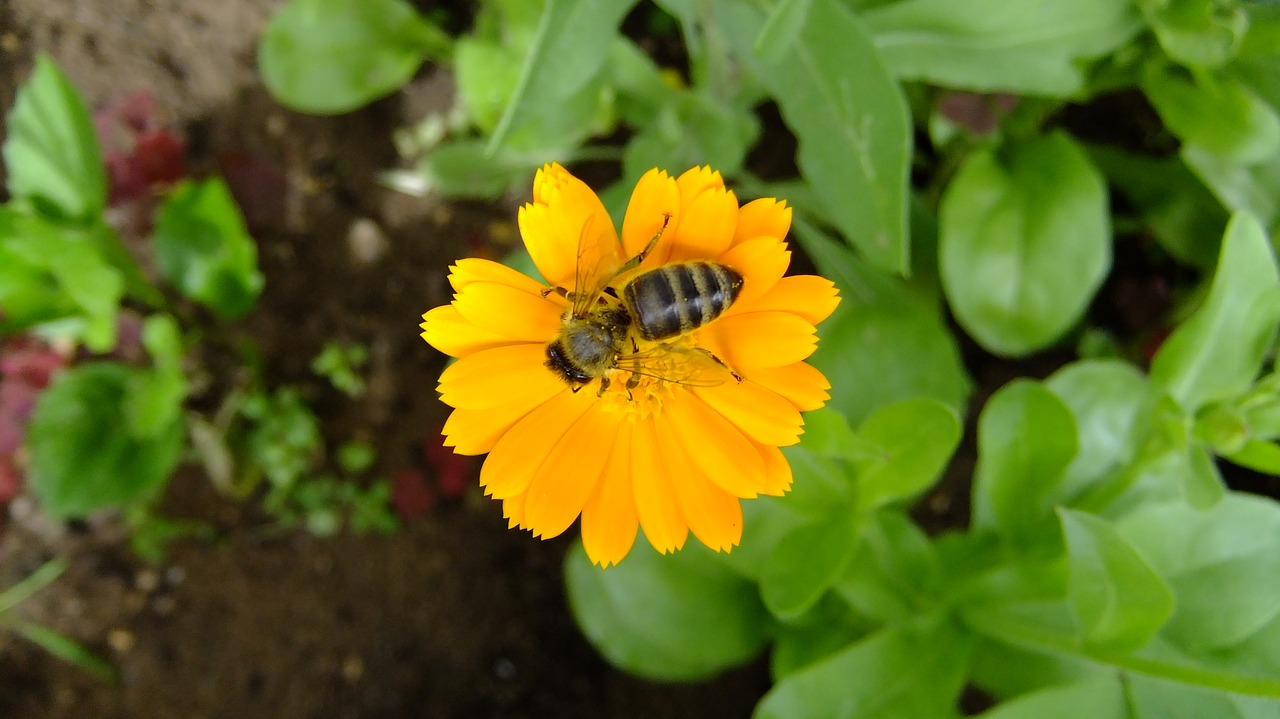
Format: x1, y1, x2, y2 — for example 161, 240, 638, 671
108, 629, 135, 653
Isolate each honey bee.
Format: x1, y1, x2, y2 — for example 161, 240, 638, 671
544, 214, 744, 394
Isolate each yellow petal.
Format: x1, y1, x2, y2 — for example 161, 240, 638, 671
742, 275, 841, 326
700, 311, 818, 369
420, 305, 509, 358
675, 166, 726, 203
693, 380, 804, 447
442, 399, 542, 455
741, 362, 831, 411
621, 168, 680, 268
718, 237, 790, 309
664, 436, 743, 552
522, 405, 623, 539
448, 257, 549, 296
479, 389, 594, 499
581, 422, 640, 567
438, 343, 564, 409
668, 183, 738, 262
454, 281, 563, 343
503, 491, 527, 529
661, 391, 765, 498
520, 165, 617, 289
734, 198, 792, 247
631, 417, 688, 553
754, 441, 794, 496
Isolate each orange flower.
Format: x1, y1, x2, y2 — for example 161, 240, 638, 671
421, 164, 840, 566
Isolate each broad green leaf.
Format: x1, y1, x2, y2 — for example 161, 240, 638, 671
125, 314, 187, 439
1150, 212, 1280, 412
1128, 674, 1280, 719
968, 637, 1107, 703
1184, 443, 1227, 508
486, 0, 635, 152
1089, 146, 1228, 269
1045, 360, 1151, 504
1119, 494, 1280, 651
770, 610, 863, 680
1058, 509, 1175, 652
415, 139, 543, 199
1144, 69, 1280, 164
28, 363, 184, 517
755, 0, 812, 62
973, 677, 1125, 719
1137, 0, 1249, 68
940, 131, 1111, 356
721, 0, 912, 274
258, 0, 449, 114
455, 38, 523, 133
972, 380, 1078, 546
3, 55, 105, 221
861, 0, 1141, 96
756, 616, 971, 719
622, 90, 759, 179
0, 210, 122, 351
152, 178, 264, 319
834, 511, 941, 624
1183, 145, 1280, 229
1225, 439, 1280, 474
761, 510, 859, 620
798, 222, 971, 425
563, 536, 768, 681
854, 397, 961, 510
607, 38, 676, 128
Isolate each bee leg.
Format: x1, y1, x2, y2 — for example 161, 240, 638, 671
616, 213, 673, 273
541, 285, 571, 299
625, 373, 641, 400
697, 348, 743, 383
597, 375, 611, 397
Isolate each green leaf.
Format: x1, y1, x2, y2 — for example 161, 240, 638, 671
854, 398, 961, 510
152, 178, 264, 319
861, 0, 1141, 96
755, 616, 971, 719
972, 380, 1078, 546
973, 677, 1126, 719
258, 0, 449, 114
1144, 68, 1280, 164
414, 139, 543, 199
761, 510, 859, 620
1058, 509, 1175, 652
28, 363, 184, 517
4, 619, 118, 683
486, 0, 635, 152
722, 0, 912, 274
622, 89, 759, 179
563, 536, 768, 681
0, 210, 123, 351
1182, 145, 1280, 229
797, 222, 971, 425
939, 132, 1111, 356
1138, 0, 1248, 68
124, 314, 188, 439
1150, 212, 1280, 412
1045, 360, 1151, 505
1119, 494, 1280, 651
1225, 438, 1280, 474
3, 55, 105, 221
1128, 675, 1280, 719
755, 0, 812, 62
455, 38, 524, 134
834, 511, 942, 624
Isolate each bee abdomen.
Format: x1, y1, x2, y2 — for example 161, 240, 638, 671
624, 261, 744, 342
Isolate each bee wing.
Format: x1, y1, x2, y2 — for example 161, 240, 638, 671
616, 343, 736, 387
571, 213, 626, 318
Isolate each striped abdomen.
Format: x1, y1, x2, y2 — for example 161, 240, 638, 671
623, 262, 744, 342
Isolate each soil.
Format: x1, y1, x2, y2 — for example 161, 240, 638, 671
0, 2, 768, 717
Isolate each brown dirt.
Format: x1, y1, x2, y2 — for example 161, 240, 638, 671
0, 2, 768, 717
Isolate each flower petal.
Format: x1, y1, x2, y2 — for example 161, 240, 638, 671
699, 311, 818, 369
665, 436, 743, 552
742, 275, 841, 326
621, 168, 680, 267
669, 175, 737, 262
480, 389, 595, 499
519, 163, 618, 288
503, 491, 526, 529
734, 198, 792, 247
661, 391, 765, 498
754, 441, 794, 496
718, 236, 791, 309
442, 400, 541, 455
632, 417, 688, 553
581, 422, 640, 567
448, 257, 549, 296
454, 281, 563, 343
741, 362, 831, 412
420, 306, 508, 358
693, 380, 804, 447
438, 343, 564, 410
522, 405, 623, 539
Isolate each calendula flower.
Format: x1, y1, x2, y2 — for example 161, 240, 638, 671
421, 164, 839, 566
